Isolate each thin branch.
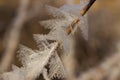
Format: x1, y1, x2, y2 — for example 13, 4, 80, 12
66, 0, 96, 35
81, 0, 96, 16
66, 18, 80, 35
64, 1, 96, 80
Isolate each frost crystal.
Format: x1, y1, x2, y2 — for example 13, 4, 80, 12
19, 42, 59, 80
2, 65, 25, 80
49, 52, 66, 79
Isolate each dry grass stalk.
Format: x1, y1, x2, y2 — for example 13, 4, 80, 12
66, 0, 96, 35
0, 0, 30, 73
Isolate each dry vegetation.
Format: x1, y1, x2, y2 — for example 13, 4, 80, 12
0, 0, 120, 80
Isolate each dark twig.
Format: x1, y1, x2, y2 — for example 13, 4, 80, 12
81, 0, 96, 16
66, 18, 80, 35
66, 0, 96, 35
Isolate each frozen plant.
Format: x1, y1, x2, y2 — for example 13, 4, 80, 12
1, 1, 88, 80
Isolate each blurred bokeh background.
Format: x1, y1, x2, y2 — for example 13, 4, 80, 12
73, 0, 120, 73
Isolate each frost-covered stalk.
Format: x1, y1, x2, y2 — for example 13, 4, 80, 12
25, 42, 59, 80
1, 0, 89, 80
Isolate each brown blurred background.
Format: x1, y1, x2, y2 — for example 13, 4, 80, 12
73, 0, 120, 73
